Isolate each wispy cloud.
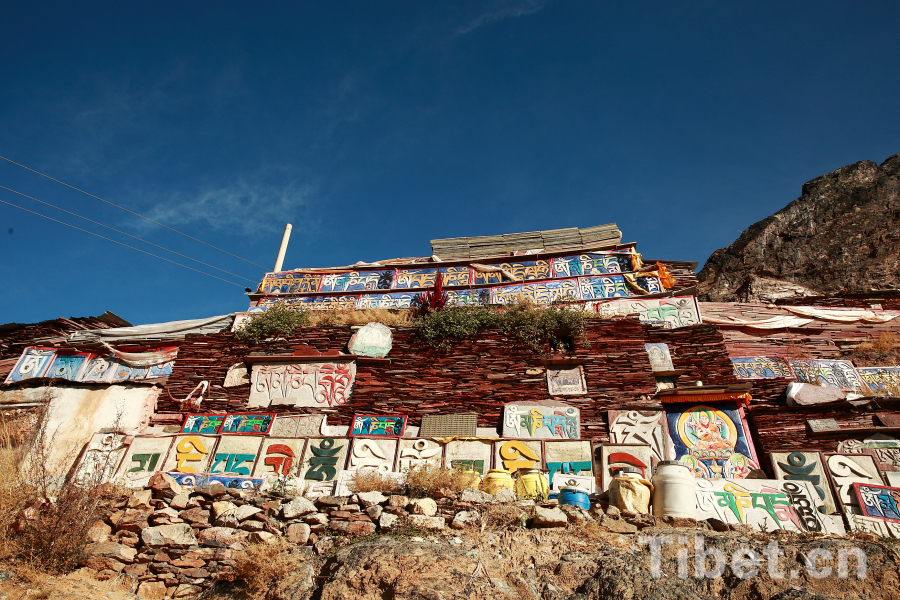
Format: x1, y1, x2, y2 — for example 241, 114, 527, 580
140, 176, 319, 237
454, 0, 548, 37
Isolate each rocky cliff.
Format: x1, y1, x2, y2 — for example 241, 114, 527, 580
698, 152, 900, 302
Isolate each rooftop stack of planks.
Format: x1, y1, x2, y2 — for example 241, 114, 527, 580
430, 223, 623, 260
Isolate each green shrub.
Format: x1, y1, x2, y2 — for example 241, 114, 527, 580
416, 303, 588, 353
234, 305, 311, 344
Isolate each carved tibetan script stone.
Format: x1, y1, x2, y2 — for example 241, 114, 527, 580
248, 361, 356, 408
546, 365, 587, 395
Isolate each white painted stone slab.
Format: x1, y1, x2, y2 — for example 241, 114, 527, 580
160, 435, 219, 474
210, 436, 263, 476
346, 438, 399, 474
502, 402, 580, 439
115, 436, 175, 488
299, 437, 350, 484
493, 440, 542, 472
543, 440, 592, 464
695, 478, 839, 534
72, 432, 128, 484
397, 439, 443, 470
253, 437, 308, 478
444, 440, 493, 474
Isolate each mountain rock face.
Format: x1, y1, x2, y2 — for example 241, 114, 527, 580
698, 152, 900, 302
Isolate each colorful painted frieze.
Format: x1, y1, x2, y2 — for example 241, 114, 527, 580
472, 260, 551, 285
494, 440, 542, 472
825, 453, 885, 514
44, 353, 92, 381
588, 296, 700, 329
319, 270, 395, 292
348, 322, 393, 358
839, 435, 900, 472
502, 403, 580, 439
181, 414, 226, 435
356, 292, 419, 310
770, 450, 837, 514
210, 436, 263, 476
252, 438, 307, 478
257, 295, 358, 311
300, 437, 349, 483
108, 361, 148, 383
161, 435, 218, 474
248, 361, 356, 408
445, 289, 490, 307
78, 355, 117, 382
857, 367, 900, 394
397, 439, 443, 470
346, 438, 399, 473
147, 359, 176, 378
491, 279, 579, 305
546, 365, 587, 395
695, 479, 838, 534
787, 359, 865, 393
350, 415, 407, 437
167, 472, 263, 490
853, 482, 900, 522
220, 413, 275, 435
5, 347, 55, 383
551, 253, 633, 277
115, 436, 174, 488
259, 272, 323, 295
663, 401, 759, 479
598, 443, 652, 491
578, 275, 662, 300
394, 266, 471, 289
444, 439, 492, 474
608, 410, 669, 464
731, 357, 795, 379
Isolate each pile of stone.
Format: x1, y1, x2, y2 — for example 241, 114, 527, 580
81, 474, 701, 599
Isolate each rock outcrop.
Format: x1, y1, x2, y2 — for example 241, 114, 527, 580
698, 152, 900, 302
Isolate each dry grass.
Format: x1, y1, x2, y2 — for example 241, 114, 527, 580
307, 308, 416, 327
347, 469, 405, 494
479, 504, 528, 531
859, 332, 899, 353
404, 464, 478, 498
233, 538, 303, 598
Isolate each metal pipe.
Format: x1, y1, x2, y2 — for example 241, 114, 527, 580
273, 223, 293, 272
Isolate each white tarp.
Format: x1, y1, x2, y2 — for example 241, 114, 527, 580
702, 315, 814, 329
102, 342, 178, 367
70, 314, 234, 342
783, 306, 900, 323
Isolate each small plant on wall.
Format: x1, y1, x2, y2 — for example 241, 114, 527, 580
234, 304, 311, 345
416, 301, 588, 354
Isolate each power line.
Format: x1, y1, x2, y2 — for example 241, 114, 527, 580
0, 196, 247, 288
0, 184, 258, 284
0, 154, 268, 269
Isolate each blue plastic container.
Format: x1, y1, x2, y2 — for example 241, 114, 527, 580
558, 487, 590, 509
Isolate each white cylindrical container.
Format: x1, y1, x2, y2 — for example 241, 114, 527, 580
651, 461, 697, 519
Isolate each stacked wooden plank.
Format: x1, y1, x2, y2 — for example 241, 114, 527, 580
429, 223, 623, 259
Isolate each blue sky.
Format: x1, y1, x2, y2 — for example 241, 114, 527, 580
1, 1, 898, 325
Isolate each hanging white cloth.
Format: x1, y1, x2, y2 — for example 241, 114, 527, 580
782, 306, 900, 323
102, 342, 178, 367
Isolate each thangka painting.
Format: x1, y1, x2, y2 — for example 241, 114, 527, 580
663, 401, 759, 479
181, 414, 226, 435
787, 359, 865, 393
5, 347, 55, 383
350, 415, 407, 437
853, 482, 900, 523
220, 413, 275, 435
731, 357, 795, 379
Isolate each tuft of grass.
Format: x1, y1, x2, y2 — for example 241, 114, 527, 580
347, 469, 405, 494
404, 464, 477, 498
859, 332, 899, 353
233, 538, 300, 598
308, 308, 416, 327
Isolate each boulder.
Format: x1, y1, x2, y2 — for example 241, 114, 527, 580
357, 491, 387, 508
450, 511, 480, 530
282, 497, 318, 519
86, 520, 111, 543
460, 489, 493, 503
82, 557, 126, 572
407, 498, 437, 517
330, 521, 377, 535
141, 524, 198, 548
235, 504, 262, 522
303, 512, 329, 525
170, 492, 191, 510
600, 515, 638, 533
559, 504, 591, 524
365, 505, 383, 520
148, 472, 183, 496
379, 512, 399, 531
193, 484, 228, 498
116, 508, 151, 533
127, 489, 153, 509
315, 496, 347, 507
240, 520, 265, 532
172, 584, 203, 598
494, 489, 516, 503
387, 495, 409, 508
83, 542, 137, 564
180, 508, 210, 525
249, 531, 279, 544
407, 515, 445, 530
198, 527, 250, 546
286, 523, 311, 545
532, 506, 569, 528
212, 501, 238, 519
136, 580, 167, 600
